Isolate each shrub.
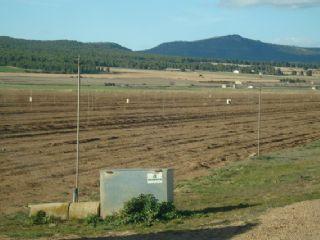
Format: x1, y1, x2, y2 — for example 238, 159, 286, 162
84, 214, 100, 227
30, 211, 61, 225
104, 194, 178, 226
30, 211, 47, 225
157, 201, 177, 220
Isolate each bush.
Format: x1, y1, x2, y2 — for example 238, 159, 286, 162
104, 194, 178, 226
30, 210, 61, 225
30, 211, 61, 225
84, 214, 100, 227
157, 201, 177, 220
306, 69, 313, 76
30, 211, 47, 225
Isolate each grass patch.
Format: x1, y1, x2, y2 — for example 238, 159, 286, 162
1, 140, 320, 238
0, 66, 26, 73
176, 140, 320, 223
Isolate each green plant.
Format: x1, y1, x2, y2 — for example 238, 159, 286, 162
104, 194, 178, 226
157, 202, 178, 220
30, 211, 47, 225
84, 214, 100, 227
104, 213, 123, 227
30, 211, 61, 225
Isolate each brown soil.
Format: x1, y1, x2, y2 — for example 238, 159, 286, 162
1, 89, 320, 214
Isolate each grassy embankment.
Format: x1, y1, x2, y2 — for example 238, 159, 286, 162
1, 140, 320, 239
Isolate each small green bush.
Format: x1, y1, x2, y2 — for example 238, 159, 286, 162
30, 211, 47, 225
84, 214, 100, 227
157, 201, 177, 220
104, 194, 178, 226
30, 211, 61, 225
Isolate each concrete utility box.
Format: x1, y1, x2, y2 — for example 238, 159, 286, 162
100, 168, 174, 218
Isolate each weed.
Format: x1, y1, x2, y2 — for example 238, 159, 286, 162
30, 211, 62, 225
255, 155, 276, 161
84, 214, 100, 227
104, 194, 178, 226
30, 211, 47, 225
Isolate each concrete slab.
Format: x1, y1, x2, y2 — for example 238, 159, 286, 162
69, 202, 100, 220
28, 202, 70, 220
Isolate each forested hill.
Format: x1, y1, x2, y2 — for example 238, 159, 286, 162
144, 35, 320, 63
0, 36, 133, 73
0, 36, 225, 73
0, 36, 319, 74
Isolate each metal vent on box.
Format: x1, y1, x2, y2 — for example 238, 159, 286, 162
100, 168, 174, 218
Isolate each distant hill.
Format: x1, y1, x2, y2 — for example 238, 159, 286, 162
0, 36, 131, 53
0, 36, 319, 74
143, 35, 320, 63
0, 36, 135, 73
0, 36, 136, 73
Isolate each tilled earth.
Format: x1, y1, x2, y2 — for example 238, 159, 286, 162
1, 89, 320, 213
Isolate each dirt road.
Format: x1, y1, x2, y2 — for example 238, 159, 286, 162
234, 199, 320, 240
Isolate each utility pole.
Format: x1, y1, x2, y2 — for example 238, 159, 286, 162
73, 55, 80, 202
257, 71, 262, 157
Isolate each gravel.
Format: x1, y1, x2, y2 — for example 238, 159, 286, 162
234, 199, 320, 240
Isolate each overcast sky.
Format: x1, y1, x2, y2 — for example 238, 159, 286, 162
0, 0, 319, 50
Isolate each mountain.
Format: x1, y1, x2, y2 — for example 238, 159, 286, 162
0, 36, 319, 74
0, 36, 131, 52
143, 35, 320, 63
0, 36, 135, 73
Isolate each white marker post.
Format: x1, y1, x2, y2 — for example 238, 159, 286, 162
29, 90, 33, 111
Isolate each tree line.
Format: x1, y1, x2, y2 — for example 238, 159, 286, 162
0, 36, 318, 74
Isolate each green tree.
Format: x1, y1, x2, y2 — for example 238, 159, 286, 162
306, 69, 313, 76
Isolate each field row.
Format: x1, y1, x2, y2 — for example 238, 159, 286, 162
0, 89, 320, 213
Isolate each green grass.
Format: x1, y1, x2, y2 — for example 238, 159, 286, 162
174, 140, 320, 227
0, 81, 317, 95
1, 140, 320, 239
0, 66, 26, 73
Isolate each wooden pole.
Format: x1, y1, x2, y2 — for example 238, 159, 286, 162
257, 72, 262, 157
73, 55, 80, 202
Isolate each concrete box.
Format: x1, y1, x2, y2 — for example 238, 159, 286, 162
69, 202, 100, 220
100, 168, 174, 218
28, 202, 70, 220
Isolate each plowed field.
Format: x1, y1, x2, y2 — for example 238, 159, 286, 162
1, 88, 320, 213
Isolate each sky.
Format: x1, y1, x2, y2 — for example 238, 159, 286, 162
0, 0, 320, 50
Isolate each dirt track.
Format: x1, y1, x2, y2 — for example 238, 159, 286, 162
1, 89, 320, 213
234, 199, 320, 240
